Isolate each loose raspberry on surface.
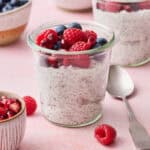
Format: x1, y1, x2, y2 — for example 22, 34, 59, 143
23, 96, 37, 116
95, 124, 117, 145
63, 28, 85, 46
36, 29, 58, 49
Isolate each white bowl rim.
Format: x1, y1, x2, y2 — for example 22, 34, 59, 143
0, 91, 26, 124
0, 0, 32, 17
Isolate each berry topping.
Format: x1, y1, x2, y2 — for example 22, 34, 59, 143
23, 96, 37, 116
47, 56, 59, 68
53, 41, 61, 50
36, 29, 58, 49
63, 28, 85, 46
63, 41, 91, 68
139, 1, 150, 9
71, 55, 90, 68
68, 22, 82, 30
105, 2, 122, 12
55, 25, 67, 35
84, 30, 97, 46
69, 41, 91, 51
95, 124, 117, 145
35, 22, 109, 69
0, 96, 22, 121
93, 38, 108, 48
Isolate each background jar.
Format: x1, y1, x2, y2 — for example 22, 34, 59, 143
28, 21, 114, 128
92, 0, 150, 67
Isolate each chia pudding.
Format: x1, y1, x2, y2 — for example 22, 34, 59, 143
93, 0, 150, 66
28, 21, 114, 127
36, 58, 109, 126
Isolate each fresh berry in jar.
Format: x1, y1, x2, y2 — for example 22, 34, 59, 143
104, 2, 122, 13
53, 41, 62, 50
63, 28, 85, 46
95, 124, 117, 145
68, 22, 82, 30
63, 41, 91, 68
55, 25, 67, 35
36, 29, 58, 49
93, 38, 108, 48
69, 41, 91, 51
84, 30, 97, 46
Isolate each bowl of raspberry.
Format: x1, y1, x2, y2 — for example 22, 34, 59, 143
0, 91, 26, 150
0, 0, 32, 45
93, 0, 150, 66
27, 21, 115, 128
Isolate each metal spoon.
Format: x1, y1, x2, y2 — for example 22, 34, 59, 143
107, 65, 150, 150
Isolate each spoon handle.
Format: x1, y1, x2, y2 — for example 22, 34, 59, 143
123, 97, 150, 149
122, 97, 137, 121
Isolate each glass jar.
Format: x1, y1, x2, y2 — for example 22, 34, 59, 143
93, 0, 150, 66
27, 21, 114, 127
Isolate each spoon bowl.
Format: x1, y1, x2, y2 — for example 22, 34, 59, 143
107, 65, 134, 98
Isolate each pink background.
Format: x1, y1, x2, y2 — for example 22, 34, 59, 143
0, 0, 150, 149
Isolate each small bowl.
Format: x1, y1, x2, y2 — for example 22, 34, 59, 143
0, 0, 32, 45
0, 91, 26, 150
53, 0, 92, 11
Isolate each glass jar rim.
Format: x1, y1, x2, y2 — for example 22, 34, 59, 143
27, 21, 115, 56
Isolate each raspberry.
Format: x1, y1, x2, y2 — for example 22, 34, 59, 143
47, 56, 59, 68
63, 28, 85, 46
104, 2, 122, 12
63, 55, 90, 68
63, 41, 91, 68
0, 107, 7, 116
69, 41, 91, 51
23, 96, 37, 116
95, 124, 117, 145
84, 30, 97, 46
9, 101, 21, 113
36, 29, 58, 49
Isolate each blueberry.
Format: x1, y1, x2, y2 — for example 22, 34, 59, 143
0, 0, 3, 5
96, 38, 107, 46
10, 0, 18, 6
2, 3, 13, 12
55, 25, 67, 35
93, 38, 108, 49
93, 43, 101, 49
18, 0, 28, 6
68, 22, 82, 30
53, 41, 61, 50
2, 0, 10, 3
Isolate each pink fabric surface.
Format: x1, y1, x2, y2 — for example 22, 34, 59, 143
0, 0, 150, 149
